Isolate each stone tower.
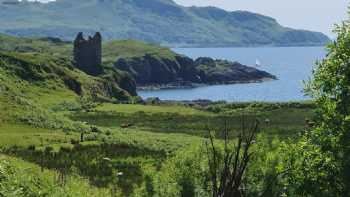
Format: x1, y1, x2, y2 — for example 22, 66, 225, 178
73, 32, 102, 76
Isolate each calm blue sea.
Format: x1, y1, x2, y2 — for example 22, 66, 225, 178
138, 47, 326, 102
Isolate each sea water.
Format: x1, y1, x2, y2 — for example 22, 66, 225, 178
138, 47, 326, 102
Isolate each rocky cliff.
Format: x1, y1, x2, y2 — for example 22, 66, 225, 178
195, 57, 276, 84
114, 54, 276, 87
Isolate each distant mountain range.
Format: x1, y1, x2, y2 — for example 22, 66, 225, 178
0, 0, 330, 47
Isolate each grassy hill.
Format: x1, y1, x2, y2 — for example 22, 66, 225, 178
0, 33, 175, 62
0, 33, 182, 90
0, 0, 330, 47
0, 50, 135, 100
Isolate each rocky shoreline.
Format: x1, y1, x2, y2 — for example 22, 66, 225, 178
137, 77, 276, 91
115, 55, 277, 89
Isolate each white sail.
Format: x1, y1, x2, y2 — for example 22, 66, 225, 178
255, 59, 261, 67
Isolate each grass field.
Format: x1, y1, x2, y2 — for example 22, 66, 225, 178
0, 154, 110, 197
96, 103, 214, 116
0, 95, 315, 196
0, 124, 75, 148
70, 102, 314, 138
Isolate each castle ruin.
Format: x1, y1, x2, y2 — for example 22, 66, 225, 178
73, 32, 103, 76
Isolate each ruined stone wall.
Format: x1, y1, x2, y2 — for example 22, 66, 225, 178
73, 32, 102, 76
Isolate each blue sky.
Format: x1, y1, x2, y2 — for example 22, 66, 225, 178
33, 0, 349, 37
174, 0, 349, 37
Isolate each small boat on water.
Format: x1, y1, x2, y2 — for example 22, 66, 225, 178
255, 59, 261, 67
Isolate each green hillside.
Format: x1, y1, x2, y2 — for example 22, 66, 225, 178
0, 33, 174, 62
0, 0, 330, 47
0, 50, 135, 106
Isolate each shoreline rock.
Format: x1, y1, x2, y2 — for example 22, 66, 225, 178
115, 55, 277, 89
137, 77, 276, 91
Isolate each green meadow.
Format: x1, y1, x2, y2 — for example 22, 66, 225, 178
0, 83, 314, 196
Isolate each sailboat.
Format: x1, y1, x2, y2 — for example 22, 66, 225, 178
255, 59, 261, 67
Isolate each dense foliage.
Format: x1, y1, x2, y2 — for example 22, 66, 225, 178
276, 15, 350, 196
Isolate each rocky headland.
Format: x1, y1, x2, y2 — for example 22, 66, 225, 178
114, 55, 277, 90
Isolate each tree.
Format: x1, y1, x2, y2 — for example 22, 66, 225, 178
286, 11, 350, 195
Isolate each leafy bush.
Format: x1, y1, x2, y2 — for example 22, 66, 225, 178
274, 13, 350, 196
155, 143, 210, 197
154, 134, 286, 197
51, 101, 81, 112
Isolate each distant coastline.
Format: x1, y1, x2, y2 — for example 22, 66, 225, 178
0, 0, 330, 47
167, 42, 329, 49
137, 77, 276, 91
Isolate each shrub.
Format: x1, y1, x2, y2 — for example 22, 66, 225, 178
105, 130, 112, 136
279, 13, 350, 196
44, 146, 53, 153
91, 126, 101, 133
84, 134, 98, 142
70, 139, 80, 145
27, 145, 36, 151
